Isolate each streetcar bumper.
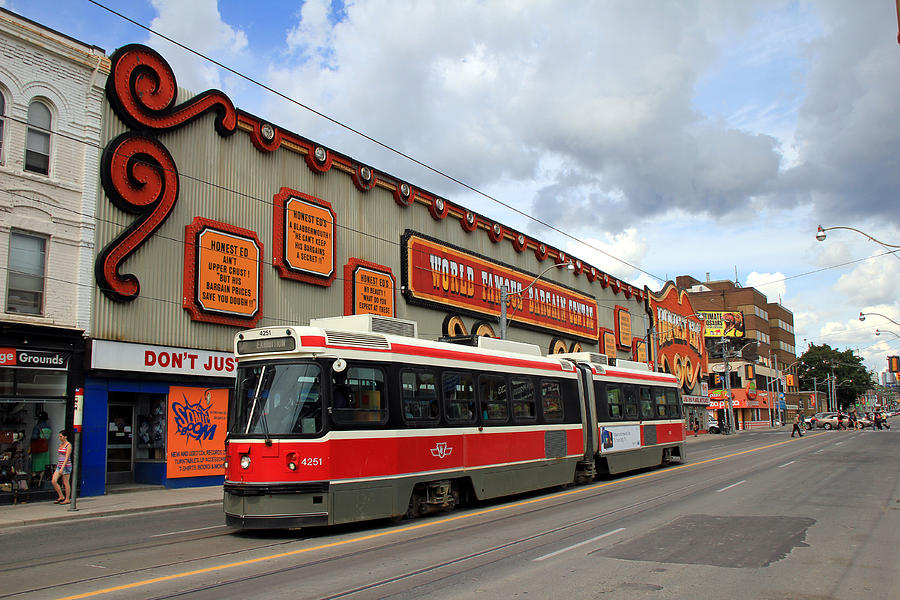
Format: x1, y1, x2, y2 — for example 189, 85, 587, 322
224, 481, 330, 529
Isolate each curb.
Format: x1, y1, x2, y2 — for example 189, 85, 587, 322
1, 498, 223, 529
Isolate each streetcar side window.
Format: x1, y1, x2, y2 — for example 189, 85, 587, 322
332, 365, 387, 425
623, 386, 639, 420
540, 379, 564, 422
443, 371, 476, 424
401, 369, 439, 424
605, 384, 623, 419
511, 377, 536, 423
654, 387, 668, 417
479, 374, 509, 424
665, 388, 681, 417
639, 387, 654, 420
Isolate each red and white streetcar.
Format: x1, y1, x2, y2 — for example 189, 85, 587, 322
224, 315, 684, 528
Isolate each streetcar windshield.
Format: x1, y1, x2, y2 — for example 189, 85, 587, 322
230, 362, 323, 435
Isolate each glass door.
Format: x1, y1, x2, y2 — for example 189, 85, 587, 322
107, 404, 134, 484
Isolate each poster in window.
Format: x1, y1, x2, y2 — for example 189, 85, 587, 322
166, 386, 228, 478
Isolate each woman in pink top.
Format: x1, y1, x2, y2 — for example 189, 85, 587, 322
51, 430, 72, 504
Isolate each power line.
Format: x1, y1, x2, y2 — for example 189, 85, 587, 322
84, 0, 664, 283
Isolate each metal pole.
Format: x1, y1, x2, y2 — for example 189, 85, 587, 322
68, 387, 84, 512
774, 353, 781, 426
499, 285, 508, 339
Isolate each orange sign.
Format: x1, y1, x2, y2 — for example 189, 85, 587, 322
284, 196, 334, 277
353, 266, 395, 317
615, 305, 632, 349
403, 231, 599, 340
166, 386, 228, 478
184, 218, 263, 327
601, 329, 617, 360
633, 339, 648, 363
196, 229, 260, 317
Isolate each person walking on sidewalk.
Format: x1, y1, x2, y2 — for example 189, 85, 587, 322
791, 414, 804, 437
51, 430, 72, 504
692, 417, 700, 437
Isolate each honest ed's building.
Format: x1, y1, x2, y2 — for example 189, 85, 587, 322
77, 43, 662, 494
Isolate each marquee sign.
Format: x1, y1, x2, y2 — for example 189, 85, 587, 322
183, 217, 262, 327
344, 258, 396, 317
401, 231, 599, 340
272, 187, 336, 286
698, 311, 745, 338
648, 282, 707, 393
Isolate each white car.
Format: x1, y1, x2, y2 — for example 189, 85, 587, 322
707, 418, 721, 434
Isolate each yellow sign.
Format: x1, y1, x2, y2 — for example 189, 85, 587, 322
284, 196, 334, 277
602, 330, 617, 360
699, 311, 745, 338
353, 267, 394, 317
196, 229, 260, 317
615, 306, 632, 349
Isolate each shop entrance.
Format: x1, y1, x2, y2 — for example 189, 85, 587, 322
106, 403, 134, 484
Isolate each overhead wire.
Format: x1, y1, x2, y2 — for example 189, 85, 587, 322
84, 0, 663, 283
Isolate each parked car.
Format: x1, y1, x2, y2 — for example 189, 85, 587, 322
804, 412, 829, 430
707, 418, 721, 434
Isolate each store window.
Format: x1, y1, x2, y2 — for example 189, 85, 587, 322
25, 101, 51, 175
7, 231, 47, 315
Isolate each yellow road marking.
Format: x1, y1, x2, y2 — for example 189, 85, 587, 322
57, 435, 807, 599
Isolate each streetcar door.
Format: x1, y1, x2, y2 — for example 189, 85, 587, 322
575, 364, 598, 456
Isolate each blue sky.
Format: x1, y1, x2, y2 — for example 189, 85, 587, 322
6, 0, 900, 374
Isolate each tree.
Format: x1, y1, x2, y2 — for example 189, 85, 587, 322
797, 344, 871, 410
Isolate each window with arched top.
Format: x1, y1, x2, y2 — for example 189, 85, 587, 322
25, 101, 51, 175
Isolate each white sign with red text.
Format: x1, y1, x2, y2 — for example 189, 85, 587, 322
91, 340, 236, 378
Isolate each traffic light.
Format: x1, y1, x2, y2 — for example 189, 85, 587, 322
889, 356, 899, 373
785, 373, 796, 387
744, 364, 755, 380
709, 373, 722, 387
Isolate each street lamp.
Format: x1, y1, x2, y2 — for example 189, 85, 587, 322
861, 312, 900, 327
499, 261, 574, 339
875, 328, 900, 341
816, 225, 900, 248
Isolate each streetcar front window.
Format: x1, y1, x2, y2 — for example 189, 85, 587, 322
231, 362, 323, 436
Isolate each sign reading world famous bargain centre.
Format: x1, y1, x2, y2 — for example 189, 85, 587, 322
402, 231, 599, 340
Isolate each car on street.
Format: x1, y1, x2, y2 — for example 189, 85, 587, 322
815, 412, 852, 429
707, 417, 721, 434
804, 412, 830, 430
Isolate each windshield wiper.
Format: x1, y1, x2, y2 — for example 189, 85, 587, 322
245, 366, 273, 446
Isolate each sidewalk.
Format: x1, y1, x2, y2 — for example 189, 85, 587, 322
0, 485, 222, 529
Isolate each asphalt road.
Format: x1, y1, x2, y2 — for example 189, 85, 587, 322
2, 428, 897, 600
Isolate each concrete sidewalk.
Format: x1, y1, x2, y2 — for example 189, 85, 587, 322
0, 485, 222, 529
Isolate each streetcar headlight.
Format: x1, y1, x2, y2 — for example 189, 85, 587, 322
224, 461, 229, 470
288, 462, 297, 471
240, 455, 251, 469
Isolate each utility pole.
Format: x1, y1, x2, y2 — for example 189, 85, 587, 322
720, 336, 734, 434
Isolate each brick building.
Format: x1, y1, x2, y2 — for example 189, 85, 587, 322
0, 8, 109, 503
676, 275, 798, 429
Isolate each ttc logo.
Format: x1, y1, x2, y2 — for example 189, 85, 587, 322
430, 442, 453, 459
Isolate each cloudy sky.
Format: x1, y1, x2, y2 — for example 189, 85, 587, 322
9, 0, 900, 374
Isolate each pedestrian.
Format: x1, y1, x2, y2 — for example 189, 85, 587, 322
837, 412, 845, 430
51, 429, 72, 505
692, 417, 700, 437
791, 413, 804, 437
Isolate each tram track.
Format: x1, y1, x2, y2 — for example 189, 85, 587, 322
8, 435, 814, 599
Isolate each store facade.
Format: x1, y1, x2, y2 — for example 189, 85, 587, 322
80, 340, 233, 496
646, 283, 708, 433
82, 43, 655, 495
0, 323, 85, 504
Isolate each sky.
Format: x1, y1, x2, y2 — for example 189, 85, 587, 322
7, 0, 900, 375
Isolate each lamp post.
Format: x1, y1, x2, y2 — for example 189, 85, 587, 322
499, 261, 574, 339
816, 225, 900, 262
861, 312, 900, 328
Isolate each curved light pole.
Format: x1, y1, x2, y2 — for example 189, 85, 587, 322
816, 225, 900, 263
875, 328, 900, 341
861, 312, 900, 328
499, 261, 574, 339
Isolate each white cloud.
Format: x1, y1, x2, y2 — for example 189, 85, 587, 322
147, 0, 248, 92
567, 228, 648, 283
744, 271, 787, 303
833, 254, 900, 306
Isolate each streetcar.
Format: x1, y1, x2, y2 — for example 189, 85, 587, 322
224, 315, 684, 529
